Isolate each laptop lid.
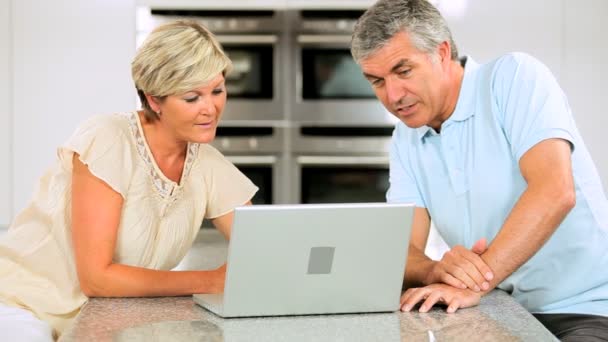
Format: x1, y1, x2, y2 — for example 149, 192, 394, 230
220, 202, 414, 317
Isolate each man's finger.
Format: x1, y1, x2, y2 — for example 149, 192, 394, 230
457, 249, 494, 286
471, 238, 488, 254
419, 291, 444, 313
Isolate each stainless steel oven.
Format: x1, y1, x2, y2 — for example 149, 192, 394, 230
201, 125, 287, 227
136, 8, 285, 122
290, 126, 392, 204
211, 125, 287, 205
291, 10, 396, 126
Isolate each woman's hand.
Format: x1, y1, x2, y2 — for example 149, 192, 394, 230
400, 283, 481, 313
423, 238, 494, 292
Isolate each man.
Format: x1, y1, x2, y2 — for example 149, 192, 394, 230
351, 0, 608, 340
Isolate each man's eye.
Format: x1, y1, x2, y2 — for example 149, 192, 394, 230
370, 79, 383, 86
399, 69, 411, 76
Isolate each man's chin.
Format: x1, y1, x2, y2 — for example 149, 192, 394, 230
400, 117, 425, 129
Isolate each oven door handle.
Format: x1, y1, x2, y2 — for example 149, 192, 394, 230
216, 35, 278, 44
227, 155, 277, 165
296, 156, 389, 166
296, 34, 351, 46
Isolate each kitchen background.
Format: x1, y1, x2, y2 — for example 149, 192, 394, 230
1, 0, 607, 258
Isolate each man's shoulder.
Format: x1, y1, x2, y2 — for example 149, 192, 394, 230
487, 52, 551, 82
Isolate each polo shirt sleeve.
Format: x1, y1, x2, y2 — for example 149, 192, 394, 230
386, 126, 426, 208
491, 53, 576, 162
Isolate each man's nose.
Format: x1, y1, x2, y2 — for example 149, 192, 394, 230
385, 77, 405, 106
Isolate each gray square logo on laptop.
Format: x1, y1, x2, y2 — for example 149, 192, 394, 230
307, 247, 335, 274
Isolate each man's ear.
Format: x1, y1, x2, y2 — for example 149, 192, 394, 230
437, 40, 451, 64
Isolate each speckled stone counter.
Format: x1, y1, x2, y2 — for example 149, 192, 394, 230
59, 230, 558, 341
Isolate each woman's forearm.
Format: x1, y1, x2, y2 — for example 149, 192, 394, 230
80, 263, 224, 297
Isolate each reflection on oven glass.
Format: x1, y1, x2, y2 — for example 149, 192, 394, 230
239, 166, 272, 205
302, 167, 389, 203
302, 49, 375, 99
223, 46, 274, 99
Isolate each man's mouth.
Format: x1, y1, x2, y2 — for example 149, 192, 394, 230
396, 103, 417, 117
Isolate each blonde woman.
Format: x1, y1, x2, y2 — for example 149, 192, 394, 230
0, 20, 257, 341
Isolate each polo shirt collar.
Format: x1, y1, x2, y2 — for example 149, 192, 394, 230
416, 56, 479, 140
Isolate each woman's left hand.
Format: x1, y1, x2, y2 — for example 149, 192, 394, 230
400, 283, 481, 313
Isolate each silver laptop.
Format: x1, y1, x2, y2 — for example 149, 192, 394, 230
193, 202, 414, 318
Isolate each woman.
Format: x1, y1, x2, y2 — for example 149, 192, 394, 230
0, 20, 257, 340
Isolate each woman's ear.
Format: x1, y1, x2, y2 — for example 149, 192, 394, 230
145, 94, 161, 114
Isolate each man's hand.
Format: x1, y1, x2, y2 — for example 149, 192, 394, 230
400, 283, 482, 313
424, 238, 494, 292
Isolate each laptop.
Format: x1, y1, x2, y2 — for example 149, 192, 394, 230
193, 202, 414, 318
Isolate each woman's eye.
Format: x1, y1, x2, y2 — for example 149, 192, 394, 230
212, 88, 225, 95
184, 96, 198, 103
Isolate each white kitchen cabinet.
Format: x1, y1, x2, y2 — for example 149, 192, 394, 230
563, 0, 608, 192
0, 0, 11, 228
12, 0, 137, 214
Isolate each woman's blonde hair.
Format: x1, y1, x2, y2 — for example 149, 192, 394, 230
132, 20, 232, 121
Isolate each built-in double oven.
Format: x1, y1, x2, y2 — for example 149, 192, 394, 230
289, 10, 395, 204
290, 10, 396, 126
290, 126, 392, 204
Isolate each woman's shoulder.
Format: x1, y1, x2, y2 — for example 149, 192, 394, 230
75, 112, 132, 135
194, 143, 231, 165
68, 112, 135, 146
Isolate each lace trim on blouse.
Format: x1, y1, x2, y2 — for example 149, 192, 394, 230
127, 112, 199, 200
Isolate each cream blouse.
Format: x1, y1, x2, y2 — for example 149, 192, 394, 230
0, 111, 258, 335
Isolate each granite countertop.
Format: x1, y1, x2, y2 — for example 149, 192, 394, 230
59, 230, 558, 342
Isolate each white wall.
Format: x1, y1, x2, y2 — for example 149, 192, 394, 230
446, 0, 562, 81
12, 0, 137, 214
0, 0, 12, 228
563, 0, 608, 192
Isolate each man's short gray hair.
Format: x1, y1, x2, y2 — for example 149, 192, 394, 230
351, 0, 459, 63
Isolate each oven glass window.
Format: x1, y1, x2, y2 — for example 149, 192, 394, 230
301, 167, 388, 203
238, 166, 273, 204
224, 45, 274, 99
301, 49, 375, 100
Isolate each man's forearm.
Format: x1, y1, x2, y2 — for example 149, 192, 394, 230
478, 183, 575, 294
403, 244, 436, 289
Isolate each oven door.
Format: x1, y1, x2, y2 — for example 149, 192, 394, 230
293, 35, 395, 126
219, 35, 283, 122
295, 156, 389, 204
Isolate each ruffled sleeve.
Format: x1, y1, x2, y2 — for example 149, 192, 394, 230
57, 114, 134, 197
199, 145, 258, 219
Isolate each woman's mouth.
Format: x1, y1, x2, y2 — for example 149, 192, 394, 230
195, 121, 214, 128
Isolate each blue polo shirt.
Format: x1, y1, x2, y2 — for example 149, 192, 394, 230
387, 52, 608, 316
